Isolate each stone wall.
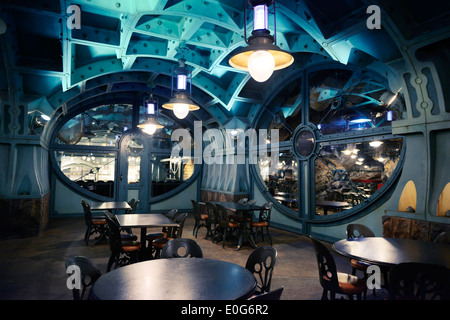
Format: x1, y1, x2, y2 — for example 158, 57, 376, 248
382, 215, 450, 241
0, 193, 50, 240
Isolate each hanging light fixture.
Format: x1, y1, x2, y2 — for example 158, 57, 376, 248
162, 59, 199, 119
229, 0, 294, 82
138, 94, 164, 135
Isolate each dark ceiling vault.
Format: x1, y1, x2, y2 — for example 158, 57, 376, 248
0, 0, 449, 134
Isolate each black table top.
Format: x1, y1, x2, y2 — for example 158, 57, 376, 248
333, 237, 450, 268
90, 201, 131, 211
115, 213, 179, 228
90, 258, 257, 300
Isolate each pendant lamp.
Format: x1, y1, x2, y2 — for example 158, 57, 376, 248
138, 95, 164, 135
229, 0, 294, 82
162, 59, 199, 119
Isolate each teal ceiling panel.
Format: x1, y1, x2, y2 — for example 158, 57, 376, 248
127, 33, 168, 56
1, 0, 448, 131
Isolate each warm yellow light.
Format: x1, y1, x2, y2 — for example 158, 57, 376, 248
173, 103, 190, 119
162, 93, 200, 120
137, 118, 163, 135
229, 49, 294, 73
142, 124, 157, 135
248, 50, 275, 82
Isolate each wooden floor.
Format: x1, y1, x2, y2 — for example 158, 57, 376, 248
0, 213, 389, 300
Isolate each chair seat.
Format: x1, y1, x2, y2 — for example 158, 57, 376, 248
145, 232, 166, 241
122, 241, 141, 252
153, 238, 170, 249
250, 221, 268, 227
337, 272, 366, 294
121, 234, 138, 241
230, 215, 252, 222
200, 214, 208, 220
351, 259, 371, 270
229, 221, 240, 228
92, 219, 107, 225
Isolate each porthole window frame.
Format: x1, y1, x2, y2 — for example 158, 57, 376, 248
49, 98, 201, 205
251, 62, 406, 225
292, 125, 318, 160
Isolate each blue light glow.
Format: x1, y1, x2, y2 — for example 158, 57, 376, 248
350, 118, 371, 124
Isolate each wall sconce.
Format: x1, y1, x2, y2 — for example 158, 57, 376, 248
162, 59, 199, 119
138, 94, 164, 135
229, 0, 294, 82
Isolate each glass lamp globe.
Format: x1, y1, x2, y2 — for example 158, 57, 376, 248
173, 103, 190, 119
248, 50, 275, 82
142, 124, 157, 135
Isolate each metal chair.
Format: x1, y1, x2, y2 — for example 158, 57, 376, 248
434, 231, 450, 244
104, 212, 141, 272
346, 223, 375, 239
191, 200, 208, 238
250, 202, 273, 245
120, 199, 140, 235
248, 287, 284, 300
81, 200, 107, 245
346, 224, 375, 275
238, 198, 248, 204
205, 202, 219, 243
245, 246, 277, 294
152, 212, 188, 259
310, 236, 366, 300
215, 203, 240, 248
160, 238, 203, 258
389, 262, 450, 300
145, 209, 178, 244
127, 199, 140, 213
65, 256, 101, 300
346, 223, 388, 295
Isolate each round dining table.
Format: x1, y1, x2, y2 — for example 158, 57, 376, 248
90, 258, 257, 300
333, 237, 450, 268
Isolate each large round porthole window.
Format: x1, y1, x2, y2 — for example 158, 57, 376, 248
50, 102, 199, 201
253, 64, 405, 221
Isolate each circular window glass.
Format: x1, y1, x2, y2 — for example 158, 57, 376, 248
294, 129, 315, 158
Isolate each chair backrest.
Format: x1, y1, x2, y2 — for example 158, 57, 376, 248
245, 246, 277, 293
81, 200, 92, 226
248, 287, 284, 300
434, 231, 450, 244
65, 256, 101, 300
205, 202, 218, 224
346, 224, 375, 239
389, 262, 450, 300
310, 236, 340, 293
259, 202, 273, 222
168, 212, 188, 238
161, 209, 178, 233
191, 200, 202, 220
128, 198, 136, 208
160, 238, 203, 258
164, 208, 178, 220
238, 198, 248, 204
128, 199, 140, 213
104, 212, 122, 251
215, 204, 231, 228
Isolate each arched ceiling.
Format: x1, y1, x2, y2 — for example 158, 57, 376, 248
0, 0, 448, 129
